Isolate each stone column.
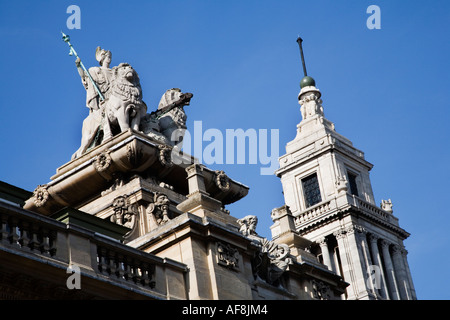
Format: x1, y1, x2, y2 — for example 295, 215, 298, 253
359, 229, 377, 297
318, 237, 333, 272
380, 240, 400, 300
401, 248, 417, 299
367, 234, 389, 299
391, 245, 411, 300
346, 225, 376, 299
333, 228, 357, 299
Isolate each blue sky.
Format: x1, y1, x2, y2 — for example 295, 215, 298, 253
1, 0, 449, 300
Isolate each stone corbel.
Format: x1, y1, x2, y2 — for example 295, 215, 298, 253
110, 195, 136, 230
146, 192, 171, 225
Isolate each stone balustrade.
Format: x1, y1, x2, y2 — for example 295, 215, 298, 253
0, 201, 187, 299
294, 194, 400, 230
294, 200, 333, 226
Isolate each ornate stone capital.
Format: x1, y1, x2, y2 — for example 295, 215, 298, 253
380, 239, 391, 249
317, 237, 328, 247
391, 244, 402, 255
367, 233, 379, 243
333, 228, 346, 240
335, 175, 348, 194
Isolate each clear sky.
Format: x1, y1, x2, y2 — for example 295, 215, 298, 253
1, 0, 449, 300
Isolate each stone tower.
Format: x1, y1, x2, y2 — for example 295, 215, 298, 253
270, 68, 417, 299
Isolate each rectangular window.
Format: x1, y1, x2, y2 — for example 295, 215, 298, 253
302, 173, 322, 208
347, 171, 359, 196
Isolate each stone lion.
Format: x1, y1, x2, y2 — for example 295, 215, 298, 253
140, 88, 192, 146
104, 63, 147, 136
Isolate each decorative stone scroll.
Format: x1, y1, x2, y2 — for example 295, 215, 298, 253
237, 214, 292, 286
216, 242, 240, 271
110, 195, 136, 229
33, 185, 49, 208
253, 238, 292, 287
146, 192, 170, 225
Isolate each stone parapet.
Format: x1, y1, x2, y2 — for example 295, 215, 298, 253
0, 200, 188, 299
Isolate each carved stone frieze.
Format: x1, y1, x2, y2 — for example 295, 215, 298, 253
216, 242, 240, 271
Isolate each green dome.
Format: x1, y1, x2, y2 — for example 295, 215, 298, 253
300, 76, 316, 88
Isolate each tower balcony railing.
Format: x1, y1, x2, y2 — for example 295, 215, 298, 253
294, 193, 399, 230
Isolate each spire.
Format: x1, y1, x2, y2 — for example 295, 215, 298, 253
296, 37, 322, 121
296, 36, 316, 88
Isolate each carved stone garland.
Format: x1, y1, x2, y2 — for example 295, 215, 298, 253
158, 145, 173, 167
94, 151, 112, 172
33, 185, 49, 208
215, 170, 230, 191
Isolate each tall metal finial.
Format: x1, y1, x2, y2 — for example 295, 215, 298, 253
296, 36, 308, 77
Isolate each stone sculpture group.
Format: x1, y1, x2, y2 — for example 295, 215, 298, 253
72, 46, 192, 160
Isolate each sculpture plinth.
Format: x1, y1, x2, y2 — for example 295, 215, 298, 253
24, 129, 249, 217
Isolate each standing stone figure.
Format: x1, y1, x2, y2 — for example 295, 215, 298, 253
76, 47, 113, 112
